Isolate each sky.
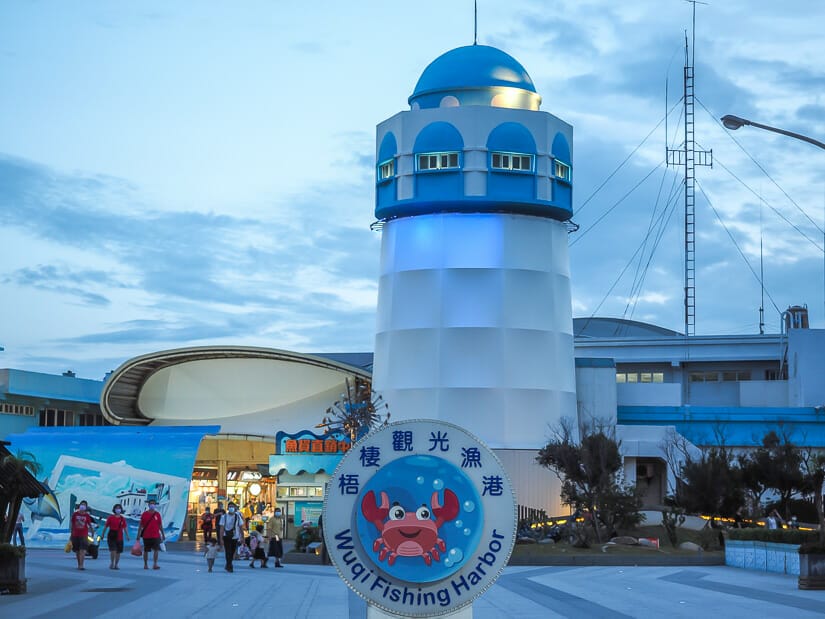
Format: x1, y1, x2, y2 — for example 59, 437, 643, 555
2, 1, 825, 380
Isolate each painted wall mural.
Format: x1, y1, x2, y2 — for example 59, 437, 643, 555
7, 425, 218, 548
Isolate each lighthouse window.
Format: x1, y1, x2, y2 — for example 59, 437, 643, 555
554, 160, 571, 181
378, 159, 394, 180
491, 151, 533, 172
417, 151, 459, 171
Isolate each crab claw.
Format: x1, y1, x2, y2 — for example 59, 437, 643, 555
432, 488, 460, 527
361, 490, 390, 530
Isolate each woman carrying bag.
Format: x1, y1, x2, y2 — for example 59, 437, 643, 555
101, 503, 131, 570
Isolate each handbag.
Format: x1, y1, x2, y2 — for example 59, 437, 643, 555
159, 541, 167, 552
64, 540, 73, 553
130, 540, 143, 556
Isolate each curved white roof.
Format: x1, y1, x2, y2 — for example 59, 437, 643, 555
101, 346, 371, 427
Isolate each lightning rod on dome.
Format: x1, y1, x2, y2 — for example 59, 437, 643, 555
474, 0, 478, 45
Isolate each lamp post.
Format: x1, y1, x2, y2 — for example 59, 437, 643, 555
721, 114, 825, 330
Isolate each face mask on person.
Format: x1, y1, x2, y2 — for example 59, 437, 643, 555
228, 507, 236, 514
148, 504, 156, 511
79, 505, 87, 511
115, 508, 122, 514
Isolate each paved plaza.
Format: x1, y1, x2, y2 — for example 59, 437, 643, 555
1, 547, 823, 618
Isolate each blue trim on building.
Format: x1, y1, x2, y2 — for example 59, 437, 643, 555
376, 198, 573, 222
1, 369, 103, 403
618, 405, 825, 447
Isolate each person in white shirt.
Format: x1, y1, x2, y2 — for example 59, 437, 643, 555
218, 501, 243, 573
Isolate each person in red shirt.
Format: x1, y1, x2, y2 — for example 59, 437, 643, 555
100, 503, 131, 570
137, 499, 165, 570
70, 499, 95, 570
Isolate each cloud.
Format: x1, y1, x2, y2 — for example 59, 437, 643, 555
0, 152, 378, 362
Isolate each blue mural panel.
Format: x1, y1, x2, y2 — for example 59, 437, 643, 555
7, 425, 218, 548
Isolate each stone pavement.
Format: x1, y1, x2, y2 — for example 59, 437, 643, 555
2, 547, 824, 618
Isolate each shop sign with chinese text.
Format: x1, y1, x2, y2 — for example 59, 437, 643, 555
324, 420, 516, 617
270, 430, 351, 477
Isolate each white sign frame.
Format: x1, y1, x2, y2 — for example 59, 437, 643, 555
324, 419, 516, 617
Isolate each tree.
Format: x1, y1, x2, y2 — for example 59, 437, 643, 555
757, 431, 804, 519
738, 449, 771, 517
536, 420, 642, 544
801, 450, 825, 544
675, 444, 743, 519
0, 449, 43, 544
317, 377, 390, 442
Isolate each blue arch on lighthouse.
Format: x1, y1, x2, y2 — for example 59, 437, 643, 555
376, 132, 398, 208
413, 122, 464, 202
487, 122, 537, 201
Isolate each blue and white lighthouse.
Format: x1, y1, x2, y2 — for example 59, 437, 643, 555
372, 44, 576, 463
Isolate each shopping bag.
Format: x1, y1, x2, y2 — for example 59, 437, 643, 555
159, 541, 167, 552
130, 540, 143, 556
64, 540, 73, 553
87, 542, 99, 559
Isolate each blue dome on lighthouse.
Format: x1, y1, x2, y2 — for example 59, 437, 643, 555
409, 45, 542, 110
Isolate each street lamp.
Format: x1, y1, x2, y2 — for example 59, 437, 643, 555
721, 115, 825, 150
721, 114, 825, 331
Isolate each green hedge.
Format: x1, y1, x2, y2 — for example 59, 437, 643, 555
799, 542, 825, 554
727, 527, 818, 545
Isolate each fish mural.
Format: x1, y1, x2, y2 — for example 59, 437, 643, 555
22, 482, 63, 524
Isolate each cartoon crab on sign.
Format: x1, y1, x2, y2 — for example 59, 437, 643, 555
361, 488, 460, 566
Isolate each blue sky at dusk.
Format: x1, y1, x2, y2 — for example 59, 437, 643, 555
2, 1, 825, 379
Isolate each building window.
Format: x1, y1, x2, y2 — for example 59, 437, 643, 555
689, 372, 719, 383
378, 159, 394, 180
491, 151, 533, 172
722, 371, 751, 382
554, 159, 571, 181
78, 412, 107, 426
0, 403, 35, 416
417, 151, 459, 171
617, 372, 664, 384
38, 408, 81, 427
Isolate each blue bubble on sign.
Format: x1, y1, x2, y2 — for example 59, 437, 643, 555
463, 500, 476, 512
416, 476, 425, 485
455, 519, 463, 528
355, 455, 483, 584
464, 528, 471, 536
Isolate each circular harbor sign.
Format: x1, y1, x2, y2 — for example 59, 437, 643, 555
323, 419, 516, 617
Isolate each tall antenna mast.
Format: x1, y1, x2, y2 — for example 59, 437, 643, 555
759, 196, 765, 334
666, 0, 711, 336
474, 0, 478, 45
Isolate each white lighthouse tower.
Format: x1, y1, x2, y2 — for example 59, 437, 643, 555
372, 44, 576, 512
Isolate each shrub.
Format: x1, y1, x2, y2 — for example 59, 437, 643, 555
727, 527, 818, 545
798, 542, 825, 555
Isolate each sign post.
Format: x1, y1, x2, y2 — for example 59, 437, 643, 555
324, 420, 516, 618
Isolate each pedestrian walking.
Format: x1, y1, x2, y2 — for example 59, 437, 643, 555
201, 507, 214, 543
13, 511, 25, 546
101, 503, 130, 570
69, 499, 95, 570
137, 498, 165, 570
267, 534, 284, 568
249, 524, 267, 568
218, 501, 243, 572
204, 540, 219, 572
